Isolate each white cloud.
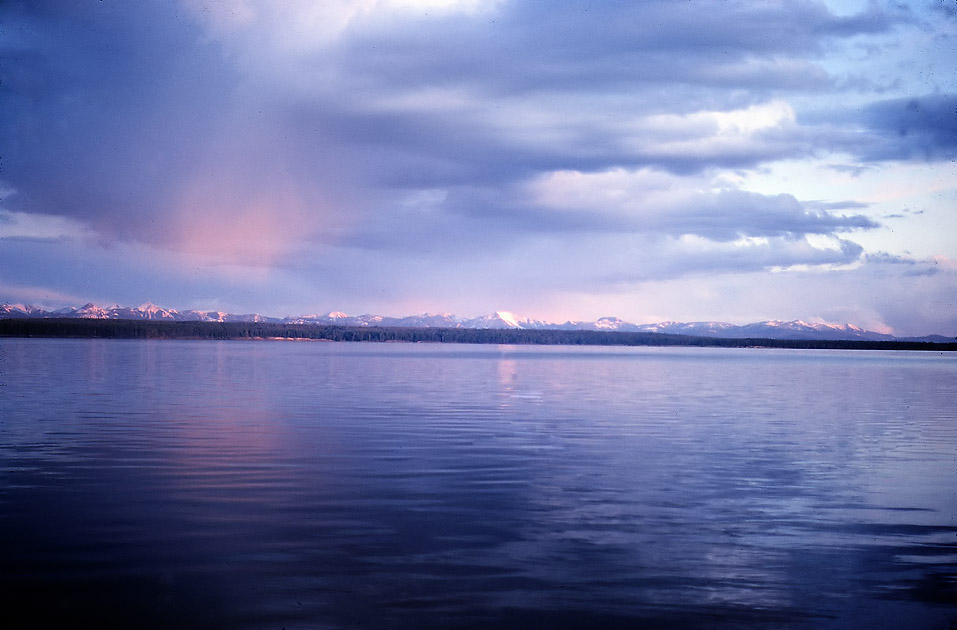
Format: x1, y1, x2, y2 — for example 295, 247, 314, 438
0, 210, 95, 241
521, 166, 876, 240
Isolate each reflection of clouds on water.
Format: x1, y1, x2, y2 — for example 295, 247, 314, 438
1, 342, 955, 628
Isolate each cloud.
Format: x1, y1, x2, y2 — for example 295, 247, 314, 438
1, 1, 241, 237
559, 253, 957, 337
519, 168, 877, 241
327, 0, 893, 93
0, 208, 95, 241
860, 94, 957, 161
0, 0, 952, 332
0, 0, 902, 242
803, 94, 957, 164
864, 251, 957, 277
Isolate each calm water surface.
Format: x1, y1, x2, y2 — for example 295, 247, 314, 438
1, 339, 954, 628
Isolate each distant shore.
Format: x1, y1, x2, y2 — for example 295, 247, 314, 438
1, 318, 954, 351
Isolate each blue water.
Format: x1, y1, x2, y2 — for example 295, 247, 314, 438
1, 339, 954, 628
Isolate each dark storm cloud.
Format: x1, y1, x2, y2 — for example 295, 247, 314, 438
1, 0, 240, 239
804, 93, 957, 163
860, 94, 957, 161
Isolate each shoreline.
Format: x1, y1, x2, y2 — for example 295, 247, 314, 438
1, 318, 954, 352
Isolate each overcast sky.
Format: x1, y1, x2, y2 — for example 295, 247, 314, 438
2, 0, 955, 335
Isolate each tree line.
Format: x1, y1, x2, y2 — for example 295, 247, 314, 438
0, 317, 954, 351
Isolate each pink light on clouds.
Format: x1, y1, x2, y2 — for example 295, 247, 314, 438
168, 164, 341, 267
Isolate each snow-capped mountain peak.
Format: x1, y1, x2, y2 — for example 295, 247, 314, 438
461, 311, 552, 329
0, 302, 941, 341
496, 311, 520, 327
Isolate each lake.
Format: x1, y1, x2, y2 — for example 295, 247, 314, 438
1, 339, 954, 629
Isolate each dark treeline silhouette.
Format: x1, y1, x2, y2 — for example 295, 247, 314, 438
1, 318, 954, 351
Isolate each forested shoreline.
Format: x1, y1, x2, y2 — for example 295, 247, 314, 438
1, 318, 954, 351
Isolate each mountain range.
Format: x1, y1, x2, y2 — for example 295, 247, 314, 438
1, 303, 950, 342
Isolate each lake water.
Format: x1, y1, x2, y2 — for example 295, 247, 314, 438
1, 339, 954, 629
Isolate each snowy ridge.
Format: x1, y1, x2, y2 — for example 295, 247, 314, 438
0, 303, 945, 341
0, 303, 278, 324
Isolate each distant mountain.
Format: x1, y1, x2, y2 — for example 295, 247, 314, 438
0, 302, 947, 342
284, 310, 554, 329
626, 320, 898, 342
0, 302, 279, 324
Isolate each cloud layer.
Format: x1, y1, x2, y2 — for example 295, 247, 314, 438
1, 0, 954, 335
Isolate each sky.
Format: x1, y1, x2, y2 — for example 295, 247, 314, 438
1, 0, 955, 335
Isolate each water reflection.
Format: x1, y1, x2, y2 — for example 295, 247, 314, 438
0, 340, 954, 629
